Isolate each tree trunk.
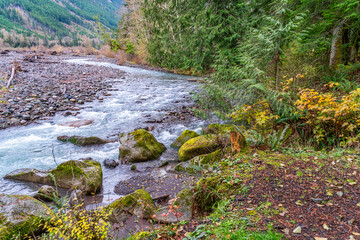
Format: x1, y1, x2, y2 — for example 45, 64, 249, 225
329, 22, 344, 68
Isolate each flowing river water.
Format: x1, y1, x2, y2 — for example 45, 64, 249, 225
0, 59, 207, 203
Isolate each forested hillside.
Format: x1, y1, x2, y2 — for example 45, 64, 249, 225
0, 0, 123, 48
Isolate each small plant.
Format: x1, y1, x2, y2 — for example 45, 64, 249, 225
43, 202, 112, 240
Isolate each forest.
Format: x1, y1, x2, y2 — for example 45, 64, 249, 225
0, 0, 123, 48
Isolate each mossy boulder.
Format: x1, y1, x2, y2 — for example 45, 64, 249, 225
119, 129, 166, 163
108, 190, 154, 223
178, 134, 225, 162
51, 159, 102, 194
0, 194, 50, 239
5, 159, 102, 195
204, 124, 238, 135
190, 148, 230, 165
57, 135, 109, 146
171, 130, 200, 149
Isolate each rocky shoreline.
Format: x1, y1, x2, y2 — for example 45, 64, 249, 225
0, 50, 124, 130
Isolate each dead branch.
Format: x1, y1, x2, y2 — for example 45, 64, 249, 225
6, 66, 15, 88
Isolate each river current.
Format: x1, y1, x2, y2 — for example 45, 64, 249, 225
0, 59, 206, 202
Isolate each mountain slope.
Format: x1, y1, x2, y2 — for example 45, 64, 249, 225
0, 0, 123, 47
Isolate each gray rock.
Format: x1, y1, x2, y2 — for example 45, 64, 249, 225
34, 185, 59, 202
103, 159, 119, 169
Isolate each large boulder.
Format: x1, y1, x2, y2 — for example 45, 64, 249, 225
5, 159, 102, 195
204, 124, 238, 135
178, 134, 225, 162
171, 130, 200, 149
57, 135, 109, 146
118, 129, 166, 163
108, 190, 154, 223
0, 194, 50, 239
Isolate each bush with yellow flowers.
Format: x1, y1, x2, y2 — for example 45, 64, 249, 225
43, 203, 112, 240
295, 87, 360, 147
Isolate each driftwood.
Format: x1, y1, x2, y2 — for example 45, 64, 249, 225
6, 66, 15, 88
6, 60, 21, 88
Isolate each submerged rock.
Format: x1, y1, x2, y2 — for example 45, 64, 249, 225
108, 189, 154, 223
5, 159, 102, 195
57, 135, 109, 146
171, 129, 200, 149
118, 129, 166, 163
178, 134, 225, 162
0, 194, 50, 239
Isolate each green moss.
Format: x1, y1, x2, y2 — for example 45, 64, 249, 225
131, 165, 137, 171
132, 129, 166, 157
109, 194, 137, 212
178, 134, 224, 162
191, 148, 227, 165
1, 216, 46, 240
51, 160, 84, 178
128, 231, 152, 240
119, 129, 166, 163
68, 136, 108, 146
132, 189, 153, 204
204, 124, 238, 135
171, 130, 200, 149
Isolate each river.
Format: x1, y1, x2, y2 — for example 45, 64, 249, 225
0, 59, 206, 202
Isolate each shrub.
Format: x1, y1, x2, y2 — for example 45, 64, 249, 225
43, 203, 112, 240
295, 87, 360, 147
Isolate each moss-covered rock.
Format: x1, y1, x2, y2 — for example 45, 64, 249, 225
171, 130, 200, 149
204, 124, 238, 135
5, 159, 102, 195
119, 129, 166, 163
51, 159, 102, 194
190, 149, 225, 165
108, 190, 154, 223
0, 194, 50, 239
174, 162, 204, 175
178, 134, 225, 162
154, 189, 193, 223
57, 135, 109, 146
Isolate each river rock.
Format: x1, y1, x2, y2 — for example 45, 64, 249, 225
57, 135, 109, 146
108, 189, 154, 223
170, 130, 200, 149
103, 159, 119, 169
60, 119, 94, 127
34, 185, 59, 202
5, 159, 103, 195
0, 194, 50, 239
118, 129, 166, 163
178, 134, 225, 162
153, 189, 192, 224
69, 190, 85, 207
